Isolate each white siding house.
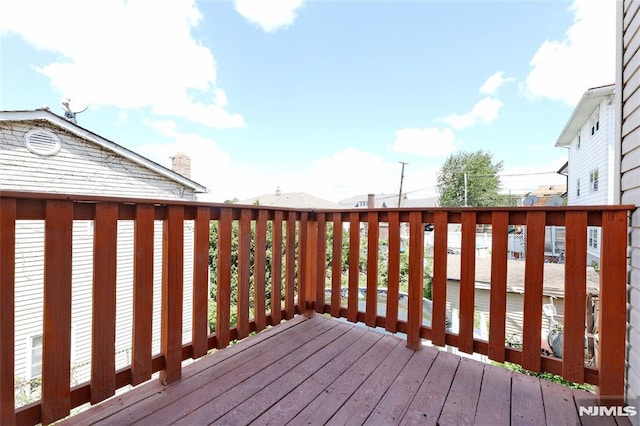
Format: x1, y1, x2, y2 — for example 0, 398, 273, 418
555, 84, 616, 268
618, 1, 640, 420
0, 110, 208, 401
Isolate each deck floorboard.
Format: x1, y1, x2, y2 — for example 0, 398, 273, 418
61, 315, 609, 426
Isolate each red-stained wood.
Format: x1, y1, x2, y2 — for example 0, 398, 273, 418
407, 211, 424, 350
385, 211, 400, 333
254, 209, 267, 331
438, 357, 485, 425
57, 315, 606, 426
366, 211, 379, 327
237, 209, 252, 339
271, 211, 283, 323
252, 330, 383, 425
315, 213, 326, 313
431, 210, 448, 347
347, 212, 360, 323
521, 211, 545, 373
216, 208, 233, 349
91, 203, 118, 404
402, 349, 460, 425
42, 200, 73, 425
363, 345, 438, 425
458, 211, 477, 354
511, 370, 546, 425
303, 213, 317, 317
215, 326, 370, 425
598, 210, 628, 402
488, 211, 508, 363
285, 212, 297, 320
473, 363, 511, 425
330, 212, 343, 318
562, 211, 587, 383
298, 212, 309, 312
0, 198, 16, 426
326, 342, 415, 425
291, 335, 400, 425
540, 377, 581, 426
132, 204, 155, 385
192, 207, 210, 358
161, 205, 184, 385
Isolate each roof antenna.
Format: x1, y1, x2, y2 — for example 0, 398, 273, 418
60, 96, 89, 124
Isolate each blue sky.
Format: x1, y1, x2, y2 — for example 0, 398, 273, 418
0, 0, 615, 202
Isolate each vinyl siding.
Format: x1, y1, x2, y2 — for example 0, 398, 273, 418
446, 281, 564, 343
2, 121, 200, 396
0, 121, 195, 200
566, 101, 616, 207
620, 0, 640, 417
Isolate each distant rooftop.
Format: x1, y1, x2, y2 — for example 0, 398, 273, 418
237, 188, 341, 209
339, 193, 438, 209
446, 255, 599, 298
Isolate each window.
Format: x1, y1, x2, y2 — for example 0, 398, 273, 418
590, 169, 599, 192
588, 228, 599, 250
576, 178, 581, 197
29, 335, 42, 378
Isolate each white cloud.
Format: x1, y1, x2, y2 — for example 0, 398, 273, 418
480, 72, 514, 95
521, 0, 615, 105
235, 0, 304, 32
441, 97, 502, 130
307, 148, 404, 201
391, 127, 456, 158
139, 120, 233, 197
0, 0, 245, 128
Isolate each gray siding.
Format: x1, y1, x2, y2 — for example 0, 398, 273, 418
2, 121, 199, 394
0, 121, 194, 200
620, 0, 640, 416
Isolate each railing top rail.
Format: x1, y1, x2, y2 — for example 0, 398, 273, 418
0, 190, 635, 214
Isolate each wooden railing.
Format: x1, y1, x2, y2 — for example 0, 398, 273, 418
0, 191, 632, 425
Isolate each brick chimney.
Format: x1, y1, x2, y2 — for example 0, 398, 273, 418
171, 152, 191, 178
367, 193, 375, 208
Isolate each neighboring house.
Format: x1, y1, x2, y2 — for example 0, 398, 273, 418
0, 109, 207, 399
618, 1, 640, 416
338, 193, 438, 209
445, 255, 600, 342
237, 187, 341, 209
555, 84, 616, 268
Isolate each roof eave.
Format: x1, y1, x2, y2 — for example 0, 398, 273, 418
554, 84, 615, 148
0, 110, 208, 193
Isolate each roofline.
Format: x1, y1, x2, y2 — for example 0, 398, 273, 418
0, 110, 208, 193
554, 84, 615, 148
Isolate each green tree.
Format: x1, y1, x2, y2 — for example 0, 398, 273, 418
437, 150, 506, 207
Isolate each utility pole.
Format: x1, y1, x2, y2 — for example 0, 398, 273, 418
398, 161, 408, 208
464, 172, 468, 207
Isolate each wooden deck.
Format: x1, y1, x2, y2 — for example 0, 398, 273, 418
60, 315, 628, 426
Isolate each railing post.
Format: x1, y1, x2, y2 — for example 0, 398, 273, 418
132, 204, 155, 385
0, 198, 16, 426
160, 205, 184, 385
365, 211, 379, 327
597, 210, 628, 403
303, 212, 317, 317
91, 203, 118, 404
42, 200, 73, 425
216, 208, 232, 348
237, 209, 251, 339
192, 207, 211, 358
315, 213, 327, 314
407, 211, 424, 350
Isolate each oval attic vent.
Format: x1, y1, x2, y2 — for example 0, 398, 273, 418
24, 128, 62, 156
